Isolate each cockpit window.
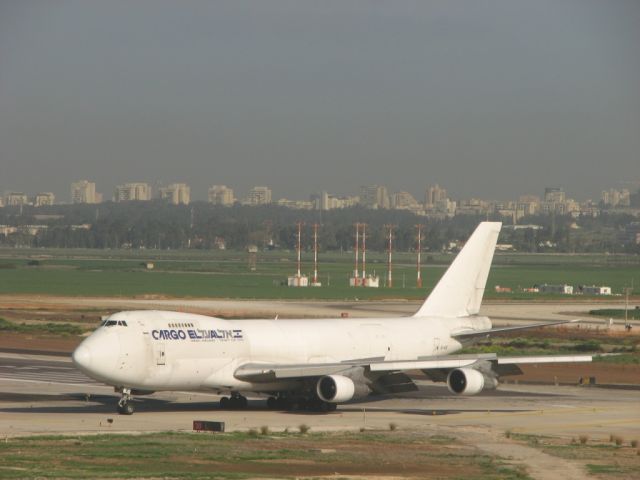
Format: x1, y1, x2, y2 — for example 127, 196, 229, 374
101, 320, 128, 327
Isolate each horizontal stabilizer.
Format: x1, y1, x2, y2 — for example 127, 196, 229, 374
452, 319, 581, 341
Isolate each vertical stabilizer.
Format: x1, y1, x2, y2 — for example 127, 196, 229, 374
413, 222, 501, 318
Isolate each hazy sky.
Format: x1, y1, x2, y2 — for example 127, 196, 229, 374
1, 0, 639, 202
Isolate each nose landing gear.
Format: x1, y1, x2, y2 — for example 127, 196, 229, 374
117, 388, 134, 415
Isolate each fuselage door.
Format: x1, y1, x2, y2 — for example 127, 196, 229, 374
155, 342, 166, 365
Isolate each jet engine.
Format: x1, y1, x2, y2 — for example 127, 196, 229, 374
446, 368, 486, 395
316, 375, 356, 403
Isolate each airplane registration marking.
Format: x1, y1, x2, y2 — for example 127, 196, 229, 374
151, 329, 244, 341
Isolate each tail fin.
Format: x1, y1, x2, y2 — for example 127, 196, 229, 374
414, 222, 501, 318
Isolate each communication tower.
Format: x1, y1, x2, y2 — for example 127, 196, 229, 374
311, 223, 322, 287
384, 224, 396, 287
287, 222, 308, 287
416, 224, 424, 288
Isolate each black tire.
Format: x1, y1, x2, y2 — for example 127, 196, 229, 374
239, 396, 248, 409
118, 402, 134, 415
266, 397, 277, 409
220, 397, 229, 409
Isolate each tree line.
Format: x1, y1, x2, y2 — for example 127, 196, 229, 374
0, 201, 638, 253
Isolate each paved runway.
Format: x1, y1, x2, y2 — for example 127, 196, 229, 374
1, 352, 638, 442
0, 354, 95, 386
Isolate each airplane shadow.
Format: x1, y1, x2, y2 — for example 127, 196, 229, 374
0, 387, 563, 416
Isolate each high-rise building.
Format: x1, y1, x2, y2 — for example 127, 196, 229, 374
311, 191, 331, 210
360, 185, 389, 209
114, 182, 152, 202
424, 184, 447, 207
208, 185, 235, 205
390, 191, 419, 210
243, 186, 272, 205
5, 192, 29, 206
71, 180, 98, 204
544, 187, 565, 203
34, 192, 55, 206
159, 183, 190, 205
601, 188, 630, 207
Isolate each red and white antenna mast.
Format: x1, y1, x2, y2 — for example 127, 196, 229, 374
353, 223, 360, 283
385, 224, 395, 288
312, 223, 319, 284
361, 223, 367, 286
416, 224, 424, 288
295, 221, 304, 278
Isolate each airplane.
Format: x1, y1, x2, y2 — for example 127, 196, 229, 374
72, 222, 592, 415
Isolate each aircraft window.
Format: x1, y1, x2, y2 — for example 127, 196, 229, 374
121, 321, 128, 327
105, 320, 118, 327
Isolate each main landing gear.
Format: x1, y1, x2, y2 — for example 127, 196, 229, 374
117, 388, 134, 415
266, 395, 337, 413
219, 393, 248, 410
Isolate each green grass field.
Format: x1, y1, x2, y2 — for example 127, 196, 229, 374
0, 248, 638, 300
0, 431, 530, 479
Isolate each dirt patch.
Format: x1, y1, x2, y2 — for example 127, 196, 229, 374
513, 363, 640, 385
0, 332, 81, 354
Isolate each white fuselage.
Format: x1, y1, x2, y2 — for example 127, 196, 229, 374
73, 310, 491, 395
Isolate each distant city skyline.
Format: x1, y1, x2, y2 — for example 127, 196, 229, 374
1, 2, 639, 202
3, 178, 639, 205
3, 179, 638, 222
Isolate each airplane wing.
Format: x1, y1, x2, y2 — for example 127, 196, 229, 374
234, 352, 592, 382
451, 318, 581, 341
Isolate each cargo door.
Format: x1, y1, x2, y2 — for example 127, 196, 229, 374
155, 342, 166, 365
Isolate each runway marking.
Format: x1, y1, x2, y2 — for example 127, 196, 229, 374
0, 370, 96, 384
430, 406, 611, 422
0, 378, 101, 387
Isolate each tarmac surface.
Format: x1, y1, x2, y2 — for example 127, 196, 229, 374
4, 294, 639, 329
1, 351, 638, 442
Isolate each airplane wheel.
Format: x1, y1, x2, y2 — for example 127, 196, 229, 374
266, 397, 277, 409
118, 402, 134, 415
220, 397, 230, 409
329, 403, 337, 412
229, 395, 247, 409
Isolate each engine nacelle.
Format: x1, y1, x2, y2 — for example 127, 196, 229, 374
447, 368, 485, 395
316, 375, 356, 403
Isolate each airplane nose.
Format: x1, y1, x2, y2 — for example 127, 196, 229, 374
72, 345, 92, 370
72, 333, 120, 381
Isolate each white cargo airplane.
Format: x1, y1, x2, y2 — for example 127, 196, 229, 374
73, 222, 591, 415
